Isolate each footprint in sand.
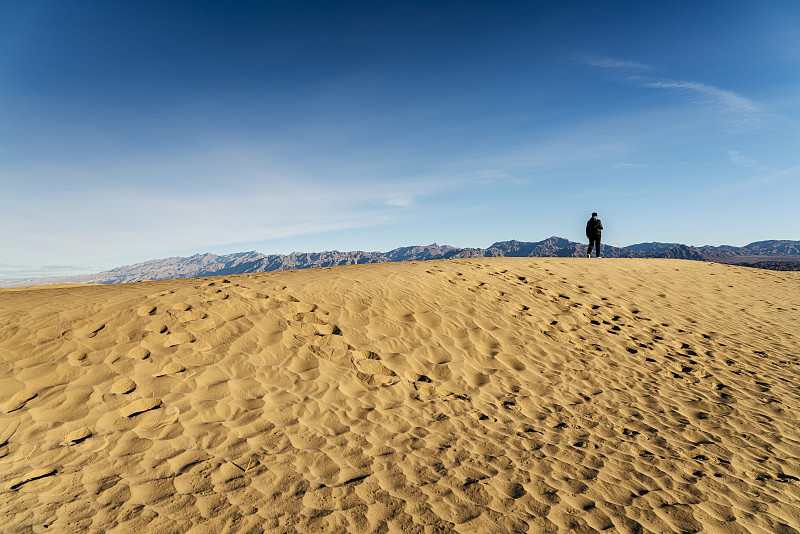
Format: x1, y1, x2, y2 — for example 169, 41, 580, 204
77, 322, 105, 338
409, 383, 440, 399
65, 427, 93, 444
110, 377, 137, 394
146, 323, 169, 334
291, 322, 319, 336
155, 362, 186, 377
183, 318, 216, 334
306, 345, 352, 366
129, 347, 151, 360
164, 332, 196, 347
205, 291, 230, 301
354, 357, 395, 377
137, 305, 157, 316
292, 311, 326, 324
315, 324, 342, 336
357, 371, 399, 387
68, 351, 89, 366
175, 309, 207, 322
406, 371, 432, 383
121, 398, 162, 418
289, 305, 343, 340
4, 390, 37, 413
295, 303, 318, 316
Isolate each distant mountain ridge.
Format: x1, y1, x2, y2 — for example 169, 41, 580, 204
3, 237, 799, 287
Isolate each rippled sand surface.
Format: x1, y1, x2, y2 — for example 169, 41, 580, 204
1, 258, 799, 533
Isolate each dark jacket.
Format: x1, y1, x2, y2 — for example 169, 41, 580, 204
586, 216, 603, 237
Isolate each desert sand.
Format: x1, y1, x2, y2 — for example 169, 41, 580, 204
1, 258, 799, 533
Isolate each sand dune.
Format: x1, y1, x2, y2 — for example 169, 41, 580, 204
1, 258, 799, 533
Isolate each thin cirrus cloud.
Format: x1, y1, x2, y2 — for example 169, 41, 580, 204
584, 56, 652, 71
642, 81, 760, 114
722, 163, 800, 194
586, 55, 761, 118
385, 195, 415, 207
0, 154, 467, 271
728, 150, 760, 168
614, 162, 645, 168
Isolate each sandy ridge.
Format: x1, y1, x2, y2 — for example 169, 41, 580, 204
1, 258, 799, 533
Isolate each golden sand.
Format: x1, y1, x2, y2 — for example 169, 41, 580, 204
1, 258, 799, 533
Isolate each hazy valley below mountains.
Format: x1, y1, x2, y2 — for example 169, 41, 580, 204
3, 236, 800, 288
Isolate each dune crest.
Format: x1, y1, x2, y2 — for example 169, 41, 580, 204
1, 258, 799, 532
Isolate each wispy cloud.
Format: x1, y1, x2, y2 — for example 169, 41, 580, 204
585, 55, 762, 127
728, 150, 759, 168
385, 195, 414, 206
697, 160, 800, 200
585, 57, 652, 71
0, 144, 497, 276
614, 162, 645, 168
643, 80, 760, 114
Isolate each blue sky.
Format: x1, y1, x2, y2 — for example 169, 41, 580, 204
2, 1, 799, 278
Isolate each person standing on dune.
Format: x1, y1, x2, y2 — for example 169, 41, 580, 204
586, 212, 603, 258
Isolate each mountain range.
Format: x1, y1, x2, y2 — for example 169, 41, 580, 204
3, 237, 799, 287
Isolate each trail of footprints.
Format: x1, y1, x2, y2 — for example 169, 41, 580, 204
3, 262, 799, 533
455, 263, 734, 385
425, 262, 800, 522
2, 281, 248, 491
284, 292, 469, 401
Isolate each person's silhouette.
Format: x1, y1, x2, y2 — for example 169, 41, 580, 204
586, 212, 603, 258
